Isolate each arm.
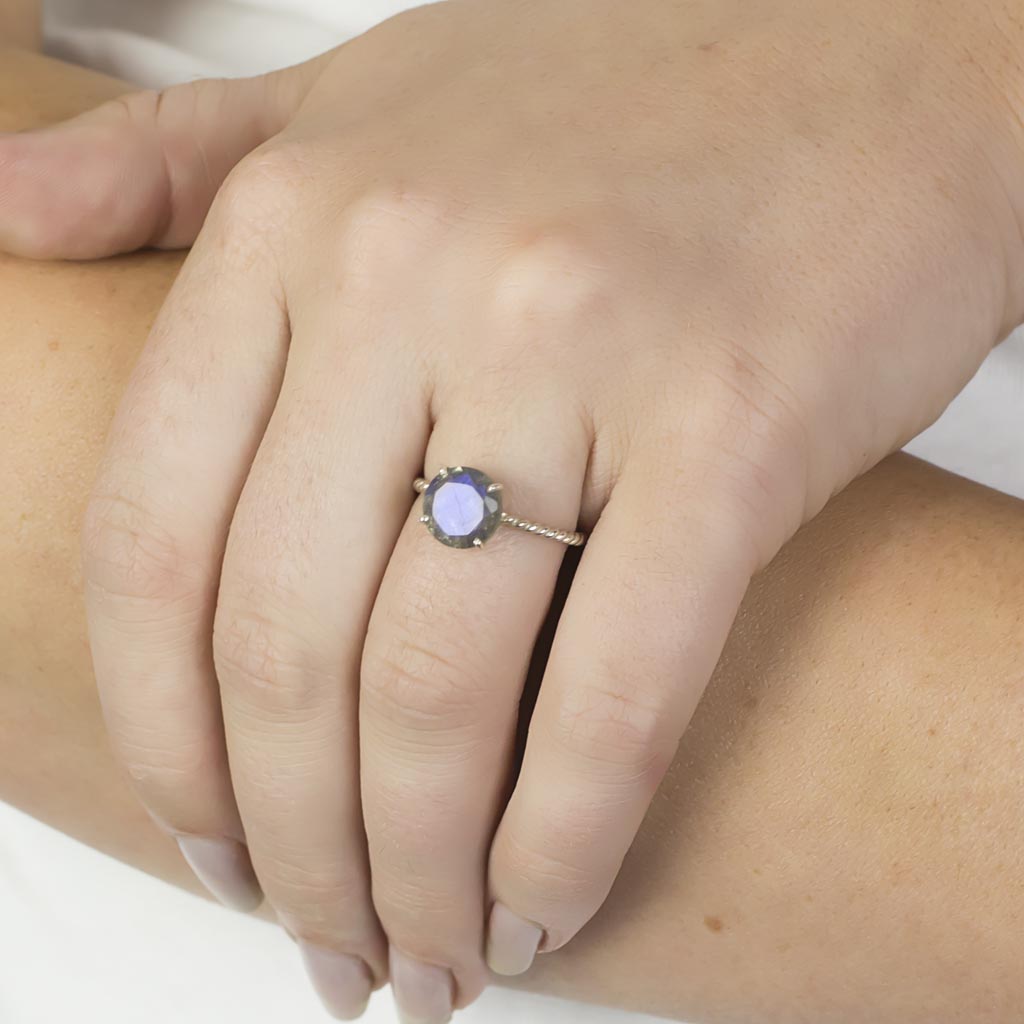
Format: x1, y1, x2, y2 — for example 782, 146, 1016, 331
2, 50, 1022, 1024
0, 0, 38, 49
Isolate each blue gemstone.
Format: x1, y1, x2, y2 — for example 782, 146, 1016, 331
422, 467, 502, 548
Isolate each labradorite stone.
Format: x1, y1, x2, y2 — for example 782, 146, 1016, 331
423, 467, 502, 548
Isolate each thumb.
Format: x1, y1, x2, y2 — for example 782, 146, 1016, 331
0, 54, 329, 260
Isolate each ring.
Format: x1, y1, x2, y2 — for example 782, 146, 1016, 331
414, 467, 586, 549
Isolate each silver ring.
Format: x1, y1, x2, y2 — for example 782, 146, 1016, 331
414, 467, 585, 549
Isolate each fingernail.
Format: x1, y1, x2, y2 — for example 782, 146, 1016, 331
174, 836, 263, 912
389, 946, 453, 1024
486, 902, 544, 976
298, 941, 373, 1020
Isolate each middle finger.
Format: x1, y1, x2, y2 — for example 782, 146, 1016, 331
213, 301, 427, 1016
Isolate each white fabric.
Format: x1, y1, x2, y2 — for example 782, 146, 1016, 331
2, 2, 1021, 1023
43, 0, 423, 86
0, 805, 665, 1024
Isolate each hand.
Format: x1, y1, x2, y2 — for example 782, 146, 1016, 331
3, 0, 1022, 1019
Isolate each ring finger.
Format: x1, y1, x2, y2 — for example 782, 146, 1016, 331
360, 379, 589, 1022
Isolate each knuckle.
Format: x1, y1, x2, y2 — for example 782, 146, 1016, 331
371, 872, 458, 925
109, 85, 159, 114
259, 859, 366, 936
458, 226, 617, 390
497, 827, 595, 908
210, 143, 306, 236
361, 636, 485, 733
488, 227, 614, 332
548, 681, 675, 779
81, 491, 206, 603
107, 87, 162, 129
363, 770, 476, 865
213, 598, 342, 716
335, 185, 456, 294
112, 741, 231, 835
640, 339, 812, 569
120, 746, 219, 811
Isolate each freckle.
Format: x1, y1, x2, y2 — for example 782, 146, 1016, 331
704, 915, 724, 933
697, 40, 719, 52
48, 339, 60, 351
927, 727, 937, 736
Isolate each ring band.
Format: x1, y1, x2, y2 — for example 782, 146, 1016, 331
414, 467, 585, 549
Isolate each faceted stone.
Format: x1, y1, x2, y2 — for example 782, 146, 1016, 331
422, 467, 503, 549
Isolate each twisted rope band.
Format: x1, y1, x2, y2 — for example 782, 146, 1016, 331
498, 513, 586, 547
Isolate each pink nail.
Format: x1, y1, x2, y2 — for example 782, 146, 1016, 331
389, 946, 453, 1024
486, 902, 544, 976
298, 941, 373, 1020
174, 836, 263, 912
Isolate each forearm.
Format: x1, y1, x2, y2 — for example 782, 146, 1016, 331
2, 50, 1023, 1024
0, 0, 39, 49
522, 454, 1024, 1022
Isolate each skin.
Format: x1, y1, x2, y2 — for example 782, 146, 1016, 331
3, 4, 1024, 1020
2, 58, 1024, 1024
0, 0, 38, 49
2, 44, 1024, 1024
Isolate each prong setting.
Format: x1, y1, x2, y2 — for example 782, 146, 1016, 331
419, 466, 503, 549
413, 467, 586, 548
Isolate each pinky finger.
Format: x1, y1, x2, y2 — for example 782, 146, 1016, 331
485, 456, 766, 970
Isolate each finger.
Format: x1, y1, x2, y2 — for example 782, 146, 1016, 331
485, 453, 763, 970
81, 177, 292, 911
360, 388, 590, 1019
212, 302, 429, 1012
0, 55, 328, 259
